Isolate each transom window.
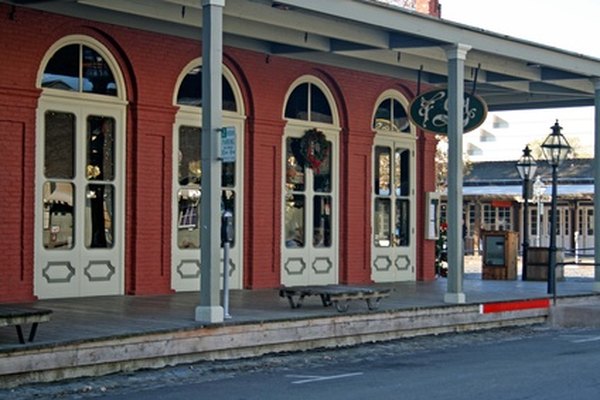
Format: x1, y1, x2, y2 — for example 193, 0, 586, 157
176, 66, 237, 111
42, 44, 118, 96
284, 82, 332, 123
373, 98, 410, 133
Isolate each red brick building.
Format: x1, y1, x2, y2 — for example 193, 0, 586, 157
2, 0, 598, 305
0, 1, 441, 302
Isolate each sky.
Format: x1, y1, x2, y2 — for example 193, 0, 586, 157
439, 0, 599, 160
441, 0, 600, 57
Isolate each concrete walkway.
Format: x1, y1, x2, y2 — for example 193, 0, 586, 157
1, 274, 599, 387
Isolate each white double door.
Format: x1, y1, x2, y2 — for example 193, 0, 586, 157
370, 137, 416, 282
281, 128, 338, 287
171, 114, 244, 291
35, 100, 124, 298
531, 205, 571, 251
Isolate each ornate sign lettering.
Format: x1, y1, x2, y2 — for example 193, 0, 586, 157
408, 89, 487, 134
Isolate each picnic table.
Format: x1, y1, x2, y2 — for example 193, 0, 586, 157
0, 307, 52, 344
279, 284, 392, 312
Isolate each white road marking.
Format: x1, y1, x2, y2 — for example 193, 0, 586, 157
572, 335, 600, 344
286, 372, 364, 384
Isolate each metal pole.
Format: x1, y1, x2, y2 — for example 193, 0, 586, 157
444, 43, 471, 304
548, 164, 558, 295
522, 177, 529, 280
196, 0, 226, 323
536, 196, 541, 247
222, 241, 231, 319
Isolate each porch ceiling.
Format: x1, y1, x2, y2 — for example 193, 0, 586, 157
7, 0, 600, 111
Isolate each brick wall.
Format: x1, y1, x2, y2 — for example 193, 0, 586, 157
0, 4, 437, 301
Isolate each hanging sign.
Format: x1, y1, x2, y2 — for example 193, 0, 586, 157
220, 126, 236, 163
408, 88, 487, 134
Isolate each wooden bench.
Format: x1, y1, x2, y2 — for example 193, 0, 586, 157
0, 307, 52, 344
279, 285, 392, 313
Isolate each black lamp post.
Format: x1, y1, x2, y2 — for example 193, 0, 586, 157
516, 145, 537, 281
541, 120, 572, 295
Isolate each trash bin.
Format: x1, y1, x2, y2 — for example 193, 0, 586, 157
481, 231, 518, 280
524, 247, 564, 281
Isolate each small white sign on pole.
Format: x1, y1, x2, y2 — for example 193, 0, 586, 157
221, 127, 236, 163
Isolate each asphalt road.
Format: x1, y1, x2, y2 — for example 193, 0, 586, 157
4, 326, 600, 399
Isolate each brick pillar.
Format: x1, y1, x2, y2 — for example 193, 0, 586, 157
417, 130, 439, 281
244, 117, 286, 288
341, 128, 374, 284
0, 88, 40, 302
127, 103, 178, 295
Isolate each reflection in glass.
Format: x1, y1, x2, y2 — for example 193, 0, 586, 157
177, 187, 201, 249
313, 196, 332, 248
179, 126, 201, 185
373, 98, 410, 133
285, 83, 308, 120
176, 66, 237, 111
43, 182, 74, 249
87, 116, 115, 181
374, 198, 391, 247
222, 161, 235, 188
285, 194, 305, 248
85, 184, 114, 248
42, 44, 79, 91
286, 138, 305, 192
177, 125, 237, 249
82, 46, 117, 96
394, 148, 410, 196
42, 44, 118, 96
44, 111, 75, 179
310, 84, 333, 123
285, 83, 333, 123
395, 198, 410, 246
374, 144, 411, 248
313, 139, 332, 193
392, 99, 410, 133
375, 146, 391, 196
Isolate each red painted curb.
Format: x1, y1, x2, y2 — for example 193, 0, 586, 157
480, 298, 550, 314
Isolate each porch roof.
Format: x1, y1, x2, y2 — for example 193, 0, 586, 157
7, 0, 600, 112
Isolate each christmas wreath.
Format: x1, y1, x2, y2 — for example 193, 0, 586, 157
299, 128, 330, 173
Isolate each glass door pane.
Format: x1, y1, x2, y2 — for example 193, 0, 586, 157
85, 116, 115, 249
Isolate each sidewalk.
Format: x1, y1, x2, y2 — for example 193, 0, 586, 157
1, 260, 599, 387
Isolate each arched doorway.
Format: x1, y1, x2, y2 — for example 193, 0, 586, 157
35, 36, 127, 298
171, 61, 246, 291
281, 77, 340, 286
371, 91, 416, 282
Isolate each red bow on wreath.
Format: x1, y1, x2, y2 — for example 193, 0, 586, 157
299, 128, 330, 173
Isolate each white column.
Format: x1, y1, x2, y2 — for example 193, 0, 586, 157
444, 43, 471, 304
196, 0, 226, 323
593, 78, 600, 293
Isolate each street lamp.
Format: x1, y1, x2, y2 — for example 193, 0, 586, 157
541, 120, 572, 295
516, 145, 537, 281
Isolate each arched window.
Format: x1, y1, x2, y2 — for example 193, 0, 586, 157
42, 44, 118, 96
284, 82, 332, 124
373, 98, 410, 133
176, 66, 237, 112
